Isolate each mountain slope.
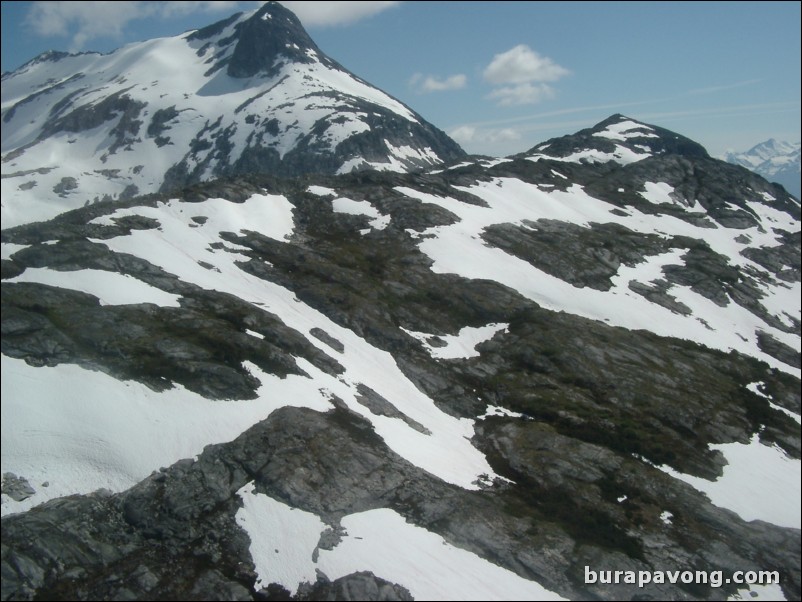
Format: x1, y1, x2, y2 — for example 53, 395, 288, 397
2, 115, 800, 601
524, 113, 709, 165
0, 1, 465, 228
723, 139, 801, 198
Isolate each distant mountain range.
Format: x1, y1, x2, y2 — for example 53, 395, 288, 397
2, 3, 800, 602
723, 139, 801, 198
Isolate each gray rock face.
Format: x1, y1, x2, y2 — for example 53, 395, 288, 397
1, 117, 800, 601
482, 220, 675, 292
1, 474, 36, 502
226, 2, 322, 79
2, 403, 799, 600
296, 572, 414, 601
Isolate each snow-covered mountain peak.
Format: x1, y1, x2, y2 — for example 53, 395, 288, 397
1, 3, 464, 228
750, 138, 798, 157
526, 114, 709, 166
723, 139, 801, 198
725, 139, 800, 166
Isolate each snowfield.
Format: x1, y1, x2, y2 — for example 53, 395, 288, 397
1, 0, 799, 598
396, 178, 800, 377
659, 434, 801, 530
2, 191, 505, 508
1, 355, 330, 516
236, 483, 566, 601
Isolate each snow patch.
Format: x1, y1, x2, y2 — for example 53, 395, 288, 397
320, 115, 371, 148
658, 434, 801, 529
478, 405, 525, 420
745, 200, 798, 233
529, 144, 650, 165
0, 356, 330, 516
338, 142, 442, 174
447, 161, 476, 170
9, 267, 182, 307
480, 158, 513, 168
332, 197, 390, 231
402, 323, 508, 360
235, 483, 324, 594
236, 487, 565, 600
89, 192, 296, 243
318, 508, 566, 601
592, 120, 659, 141
1, 243, 29, 260
728, 583, 787, 601
304, 62, 418, 123
639, 182, 676, 205
758, 281, 801, 330
307, 185, 336, 197
610, 247, 687, 290
746, 382, 770, 399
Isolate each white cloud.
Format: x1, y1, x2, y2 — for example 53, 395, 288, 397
449, 124, 524, 158
486, 83, 556, 107
450, 125, 520, 146
481, 44, 568, 108
23, 2, 400, 51
160, 1, 244, 18
27, 1, 151, 43
25, 1, 247, 50
483, 44, 569, 85
450, 125, 477, 144
410, 72, 467, 94
280, 1, 400, 27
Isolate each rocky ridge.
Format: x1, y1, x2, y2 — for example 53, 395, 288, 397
2, 114, 801, 601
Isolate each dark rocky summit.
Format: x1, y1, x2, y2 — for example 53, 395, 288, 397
225, 2, 326, 78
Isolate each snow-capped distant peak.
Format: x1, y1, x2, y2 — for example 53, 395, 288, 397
723, 139, 801, 198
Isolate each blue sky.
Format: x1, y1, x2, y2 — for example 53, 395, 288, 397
2, 1, 800, 157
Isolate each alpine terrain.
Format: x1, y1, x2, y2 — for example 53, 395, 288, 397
723, 139, 801, 200
0, 1, 463, 228
2, 3, 801, 602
